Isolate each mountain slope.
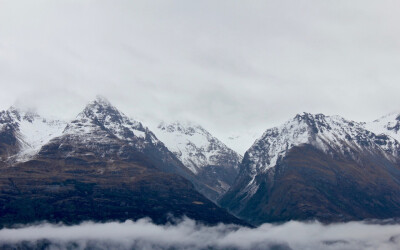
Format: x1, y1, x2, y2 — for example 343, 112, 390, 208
365, 112, 400, 142
0, 154, 244, 227
0, 107, 66, 164
42, 97, 223, 199
155, 122, 242, 197
0, 97, 245, 227
220, 112, 400, 225
154, 121, 242, 198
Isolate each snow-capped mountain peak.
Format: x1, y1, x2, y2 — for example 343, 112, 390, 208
65, 96, 148, 141
245, 112, 400, 176
221, 112, 400, 224
78, 96, 124, 121
155, 120, 241, 174
221, 112, 400, 216
154, 120, 242, 197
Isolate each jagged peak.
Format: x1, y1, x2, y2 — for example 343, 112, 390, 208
154, 119, 241, 175
85, 98, 146, 130
65, 97, 150, 141
269, 112, 359, 136
258, 112, 365, 145
78, 96, 125, 123
246, 111, 400, 174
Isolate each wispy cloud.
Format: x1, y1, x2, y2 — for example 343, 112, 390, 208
1, 218, 400, 249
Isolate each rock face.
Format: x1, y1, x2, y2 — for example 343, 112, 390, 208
154, 121, 242, 199
220, 113, 400, 225
0, 97, 245, 227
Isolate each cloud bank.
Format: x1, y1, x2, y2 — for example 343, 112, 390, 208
1, 218, 400, 250
1, 0, 400, 144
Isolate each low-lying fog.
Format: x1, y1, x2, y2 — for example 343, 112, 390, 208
1, 218, 399, 250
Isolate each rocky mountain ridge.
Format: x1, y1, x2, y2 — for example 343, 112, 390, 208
0, 97, 245, 227
220, 112, 400, 224
3, 99, 400, 226
244, 112, 400, 179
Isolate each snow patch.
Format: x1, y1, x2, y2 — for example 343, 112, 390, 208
154, 121, 241, 174
0, 107, 67, 162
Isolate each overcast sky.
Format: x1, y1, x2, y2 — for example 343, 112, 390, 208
1, 0, 400, 148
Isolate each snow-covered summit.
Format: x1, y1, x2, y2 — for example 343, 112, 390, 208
245, 112, 400, 176
38, 96, 181, 165
64, 96, 152, 143
364, 112, 400, 142
154, 121, 241, 174
0, 106, 67, 161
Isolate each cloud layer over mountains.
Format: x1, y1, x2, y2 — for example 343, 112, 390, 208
1, 1, 400, 139
1, 218, 400, 250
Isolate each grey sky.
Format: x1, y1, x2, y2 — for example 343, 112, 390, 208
1, 0, 400, 148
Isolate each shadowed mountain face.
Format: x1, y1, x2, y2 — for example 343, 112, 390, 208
0, 124, 18, 166
220, 113, 400, 225
0, 97, 245, 227
0, 155, 244, 227
0, 110, 18, 162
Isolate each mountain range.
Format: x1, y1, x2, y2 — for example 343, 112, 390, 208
0, 97, 243, 227
220, 112, 400, 225
1, 97, 400, 227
